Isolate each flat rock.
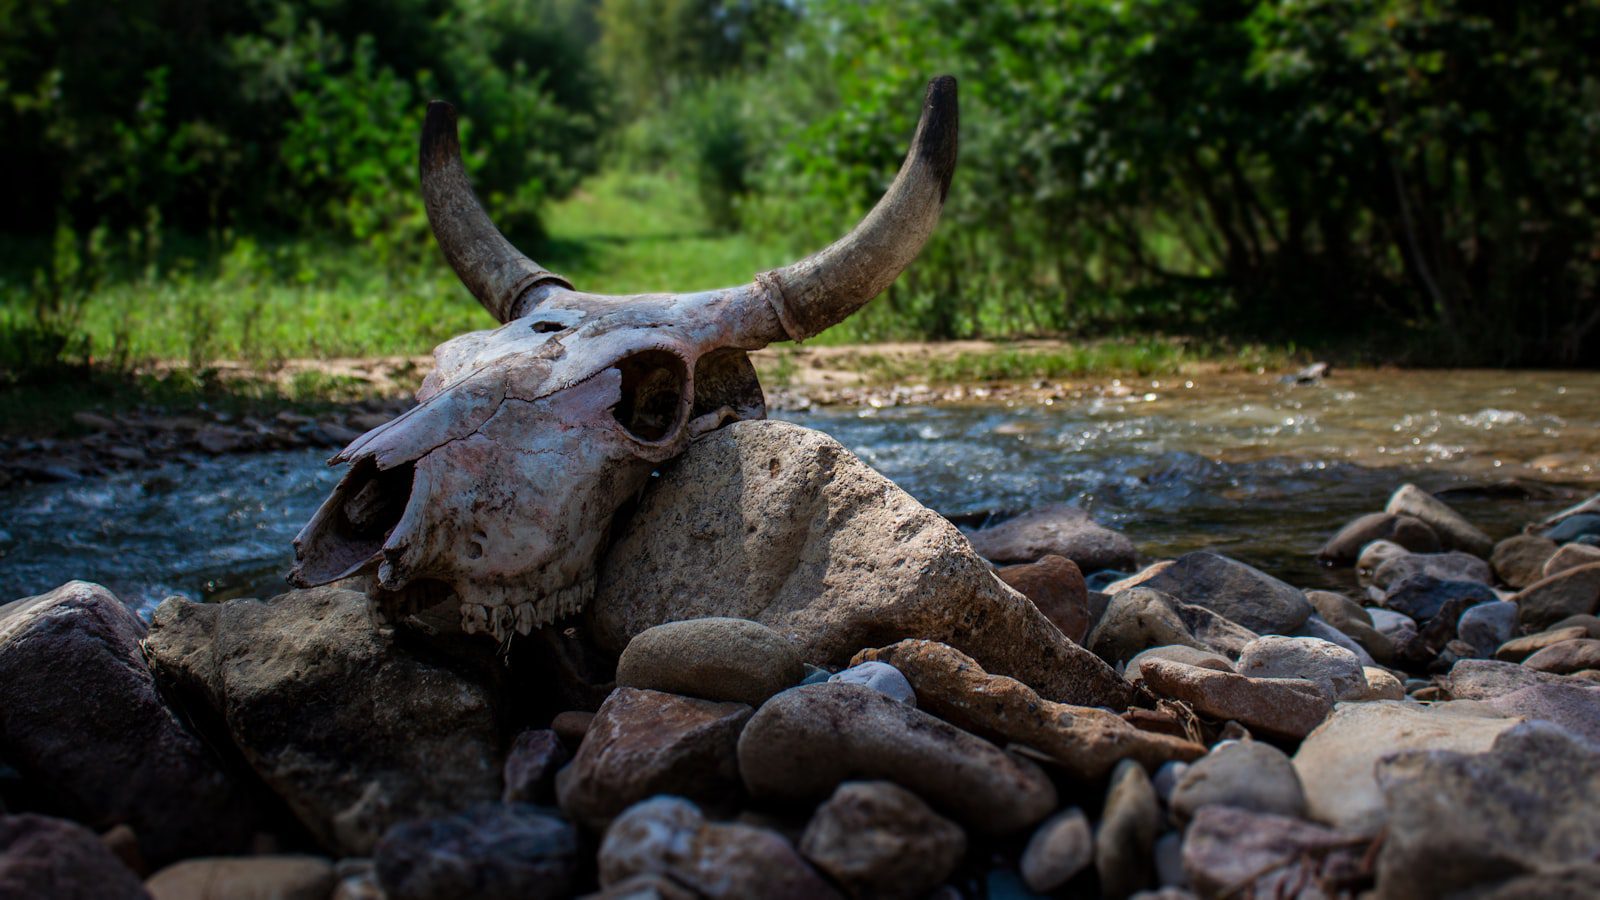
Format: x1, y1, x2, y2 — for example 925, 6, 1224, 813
737, 682, 1057, 834
1522, 638, 1600, 674
1448, 659, 1600, 700
854, 640, 1203, 779
997, 555, 1092, 643
1492, 535, 1559, 589
0, 582, 257, 865
616, 617, 803, 707
1513, 563, 1600, 631
599, 797, 840, 900
1319, 512, 1440, 564
1376, 723, 1600, 900
144, 587, 501, 855
1169, 740, 1306, 824
1545, 544, 1600, 578
1545, 513, 1600, 544
555, 687, 750, 831
1291, 700, 1518, 833
1088, 587, 1258, 665
1133, 552, 1313, 635
146, 856, 335, 900
964, 503, 1137, 572
1386, 483, 1494, 557
373, 804, 578, 900
1182, 806, 1369, 899
1372, 551, 1492, 591
1140, 659, 1332, 741
1020, 808, 1092, 893
1235, 635, 1366, 701
1095, 760, 1161, 899
0, 814, 148, 900
1496, 626, 1591, 663
797, 781, 965, 900
1126, 646, 1233, 683
593, 421, 1130, 708
1486, 683, 1600, 749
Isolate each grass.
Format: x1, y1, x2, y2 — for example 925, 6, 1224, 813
850, 340, 1297, 383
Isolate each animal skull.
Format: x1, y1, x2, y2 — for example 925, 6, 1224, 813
289, 77, 959, 642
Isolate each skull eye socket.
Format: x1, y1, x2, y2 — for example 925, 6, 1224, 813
610, 350, 688, 443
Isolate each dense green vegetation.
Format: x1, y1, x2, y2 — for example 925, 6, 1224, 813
2, 0, 1596, 389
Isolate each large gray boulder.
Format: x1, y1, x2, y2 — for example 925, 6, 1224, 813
0, 582, 257, 865
592, 420, 1130, 708
144, 586, 503, 855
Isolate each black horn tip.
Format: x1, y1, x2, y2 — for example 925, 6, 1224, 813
420, 100, 461, 175
917, 76, 959, 202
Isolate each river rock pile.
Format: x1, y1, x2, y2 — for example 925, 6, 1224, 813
3, 421, 1600, 899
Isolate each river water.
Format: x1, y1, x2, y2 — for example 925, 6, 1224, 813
3, 369, 1596, 615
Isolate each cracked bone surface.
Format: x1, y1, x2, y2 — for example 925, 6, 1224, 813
289, 77, 960, 639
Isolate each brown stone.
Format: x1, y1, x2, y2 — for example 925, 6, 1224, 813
0, 814, 148, 900
1522, 639, 1600, 675
853, 640, 1201, 779
145, 856, 335, 900
1319, 512, 1440, 564
737, 683, 1057, 835
1545, 544, 1600, 579
1492, 535, 1560, 589
1514, 563, 1600, 631
1139, 658, 1333, 741
1496, 626, 1590, 663
997, 555, 1091, 643
555, 687, 751, 831
593, 421, 1131, 708
1182, 806, 1369, 899
551, 710, 595, 747
1447, 659, 1599, 700
798, 781, 966, 900
616, 617, 804, 707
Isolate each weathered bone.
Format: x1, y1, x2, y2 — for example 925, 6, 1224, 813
289, 77, 959, 639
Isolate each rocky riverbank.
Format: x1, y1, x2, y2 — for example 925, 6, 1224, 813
3, 420, 1600, 898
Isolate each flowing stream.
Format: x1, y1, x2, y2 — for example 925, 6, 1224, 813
3, 369, 1597, 616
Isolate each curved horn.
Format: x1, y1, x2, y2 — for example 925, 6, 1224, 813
747, 75, 958, 343
420, 101, 572, 323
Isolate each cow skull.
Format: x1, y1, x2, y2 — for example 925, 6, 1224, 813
288, 77, 958, 642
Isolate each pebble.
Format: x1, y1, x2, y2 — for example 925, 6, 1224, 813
1169, 740, 1307, 824
965, 503, 1138, 572
800, 664, 832, 685
1491, 535, 1559, 589
550, 710, 594, 748
1495, 625, 1591, 662
616, 617, 804, 707
997, 554, 1092, 643
1359, 666, 1406, 701
1381, 573, 1497, 622
1485, 683, 1600, 750
1290, 700, 1518, 833
1140, 658, 1333, 741
1372, 551, 1492, 591
1153, 832, 1186, 889
1293, 614, 1377, 667
1019, 808, 1092, 893
1134, 551, 1313, 635
1318, 511, 1440, 564
854, 640, 1205, 779
1235, 635, 1366, 701
0, 814, 148, 900
829, 661, 916, 706
1126, 645, 1233, 683
1182, 806, 1368, 899
798, 781, 965, 900
1457, 601, 1518, 657
1545, 543, 1600, 578
554, 687, 751, 830
1088, 587, 1258, 665
147, 856, 336, 900
1367, 608, 1419, 644
502, 729, 568, 806
1545, 513, 1600, 544
1385, 483, 1494, 557
599, 797, 841, 900
1521, 638, 1600, 674
1512, 563, 1600, 631
1095, 760, 1161, 899
372, 804, 577, 900
1357, 540, 1410, 586
737, 682, 1058, 834
1307, 590, 1394, 662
